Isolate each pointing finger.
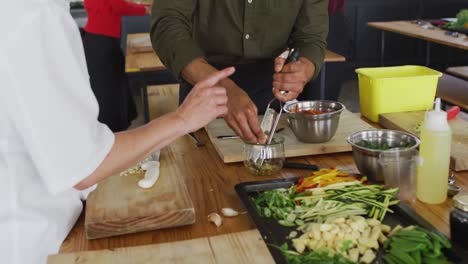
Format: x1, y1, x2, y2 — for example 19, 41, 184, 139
198, 67, 235, 88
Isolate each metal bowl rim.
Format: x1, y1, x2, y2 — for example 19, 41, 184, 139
346, 129, 421, 153
283, 100, 346, 117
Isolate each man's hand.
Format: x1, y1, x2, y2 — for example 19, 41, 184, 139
175, 67, 235, 133
222, 80, 266, 144
180, 57, 265, 143
272, 56, 316, 102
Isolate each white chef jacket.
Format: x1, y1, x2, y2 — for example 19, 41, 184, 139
0, 0, 115, 263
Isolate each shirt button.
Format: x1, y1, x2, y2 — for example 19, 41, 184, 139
247, 0, 253, 3
245, 34, 250, 40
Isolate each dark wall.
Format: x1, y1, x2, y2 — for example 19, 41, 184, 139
344, 0, 468, 69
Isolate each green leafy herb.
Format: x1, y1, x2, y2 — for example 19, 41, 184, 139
443, 9, 468, 32
340, 240, 353, 253
278, 243, 357, 264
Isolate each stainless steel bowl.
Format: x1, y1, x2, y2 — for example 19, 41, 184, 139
283, 101, 345, 143
346, 129, 420, 182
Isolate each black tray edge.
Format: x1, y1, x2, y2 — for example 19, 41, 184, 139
235, 178, 467, 264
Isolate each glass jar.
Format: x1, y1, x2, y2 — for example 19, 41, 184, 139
243, 136, 285, 176
450, 193, 468, 250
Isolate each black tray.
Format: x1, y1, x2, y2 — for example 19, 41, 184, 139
235, 177, 468, 264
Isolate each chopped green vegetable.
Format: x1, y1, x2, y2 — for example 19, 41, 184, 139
340, 240, 353, 253
254, 182, 399, 225
383, 227, 453, 264
278, 243, 357, 264
415, 121, 423, 133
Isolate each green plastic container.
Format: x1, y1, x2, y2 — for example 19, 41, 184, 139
356, 65, 442, 122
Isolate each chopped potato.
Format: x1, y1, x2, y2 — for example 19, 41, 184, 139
360, 249, 376, 263
292, 216, 389, 263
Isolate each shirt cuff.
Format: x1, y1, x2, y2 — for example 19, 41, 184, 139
296, 45, 325, 81
171, 39, 205, 79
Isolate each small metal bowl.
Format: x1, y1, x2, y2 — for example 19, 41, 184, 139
283, 101, 345, 143
346, 129, 420, 182
448, 184, 461, 197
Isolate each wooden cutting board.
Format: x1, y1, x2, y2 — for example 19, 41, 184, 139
48, 229, 274, 264
379, 111, 468, 171
85, 149, 195, 239
205, 109, 374, 163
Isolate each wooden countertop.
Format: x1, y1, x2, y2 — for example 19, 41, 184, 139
60, 127, 468, 254
51, 229, 274, 263
367, 21, 468, 50
446, 66, 468, 80
125, 33, 345, 72
437, 74, 468, 110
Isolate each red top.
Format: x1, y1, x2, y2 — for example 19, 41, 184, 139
328, 0, 345, 14
84, 0, 146, 39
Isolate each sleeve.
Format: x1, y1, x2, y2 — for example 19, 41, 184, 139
3, 6, 115, 195
290, 0, 328, 80
150, 0, 204, 79
109, 0, 146, 16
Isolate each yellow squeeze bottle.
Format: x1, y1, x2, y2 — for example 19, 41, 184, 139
417, 98, 451, 204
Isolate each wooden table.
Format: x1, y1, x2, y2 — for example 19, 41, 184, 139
60, 128, 468, 255
125, 33, 176, 122
446, 66, 468, 80
125, 33, 346, 110
125, 33, 345, 73
126, 33, 165, 73
367, 20, 468, 66
437, 74, 468, 110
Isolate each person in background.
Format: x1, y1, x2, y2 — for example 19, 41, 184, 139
325, 0, 352, 101
299, 0, 351, 102
0, 0, 233, 263
82, 0, 151, 132
151, 0, 328, 144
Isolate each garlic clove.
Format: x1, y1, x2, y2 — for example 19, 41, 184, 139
141, 161, 160, 170
221, 208, 239, 217
208, 213, 223, 227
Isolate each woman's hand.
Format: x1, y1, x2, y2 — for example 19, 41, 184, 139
175, 67, 235, 133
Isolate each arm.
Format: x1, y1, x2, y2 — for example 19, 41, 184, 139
151, 1, 265, 143
290, 0, 328, 79
272, 0, 328, 102
181, 58, 266, 144
109, 0, 147, 16
151, 0, 203, 79
75, 67, 234, 190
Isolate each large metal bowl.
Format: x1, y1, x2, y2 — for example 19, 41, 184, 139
283, 101, 345, 143
346, 129, 420, 182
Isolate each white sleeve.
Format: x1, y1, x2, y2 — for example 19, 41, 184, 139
2, 4, 115, 195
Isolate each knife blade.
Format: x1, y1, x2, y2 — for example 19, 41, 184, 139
283, 162, 319, 171
217, 127, 285, 140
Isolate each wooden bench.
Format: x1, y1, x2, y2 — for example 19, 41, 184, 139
446, 66, 468, 80
437, 74, 468, 110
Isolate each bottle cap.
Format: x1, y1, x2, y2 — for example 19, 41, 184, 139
453, 193, 468, 212
424, 98, 449, 131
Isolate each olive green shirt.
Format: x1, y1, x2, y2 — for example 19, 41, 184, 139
150, 0, 328, 80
